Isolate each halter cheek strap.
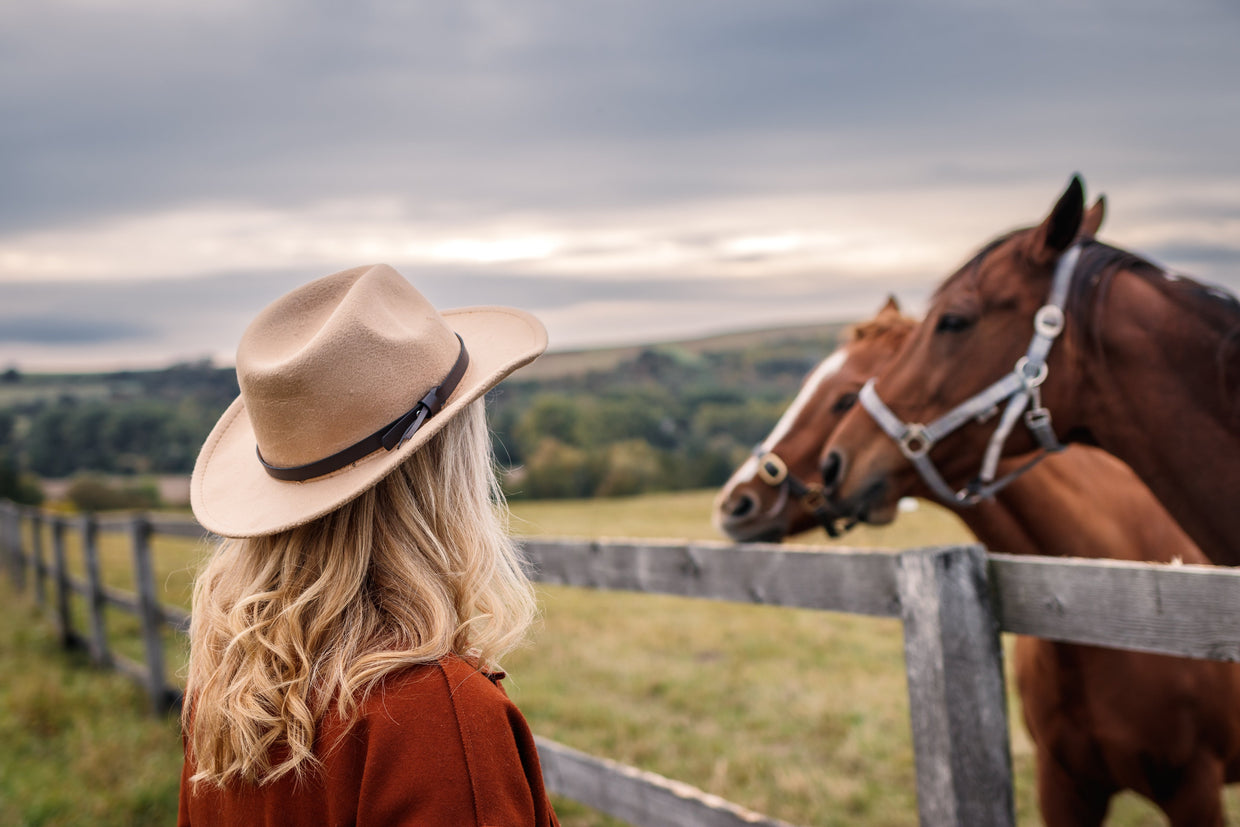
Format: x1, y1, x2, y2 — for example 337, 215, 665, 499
858, 244, 1081, 506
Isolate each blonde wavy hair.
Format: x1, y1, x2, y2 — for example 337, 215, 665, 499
183, 400, 536, 788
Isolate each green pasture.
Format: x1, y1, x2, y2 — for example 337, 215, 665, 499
2, 491, 1232, 825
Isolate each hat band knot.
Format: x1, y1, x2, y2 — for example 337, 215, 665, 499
256, 334, 471, 482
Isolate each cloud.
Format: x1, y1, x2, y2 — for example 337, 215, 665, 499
3, 0, 1238, 231
0, 315, 152, 345
0, 1, 1237, 368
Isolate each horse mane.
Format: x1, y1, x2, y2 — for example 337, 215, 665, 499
1073, 239, 1240, 421
1072, 238, 1239, 319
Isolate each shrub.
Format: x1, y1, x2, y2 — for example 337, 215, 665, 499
64, 475, 161, 513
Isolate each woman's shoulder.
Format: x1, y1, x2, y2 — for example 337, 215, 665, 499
349, 654, 525, 754
363, 655, 510, 720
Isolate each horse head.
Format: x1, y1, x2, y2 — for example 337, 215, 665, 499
820, 177, 1106, 521
713, 297, 915, 541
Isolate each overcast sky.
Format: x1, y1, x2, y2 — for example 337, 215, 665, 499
2, 0, 1238, 370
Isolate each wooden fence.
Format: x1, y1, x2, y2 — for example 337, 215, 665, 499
4, 499, 1240, 827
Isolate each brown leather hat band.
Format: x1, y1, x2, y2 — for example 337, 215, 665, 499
257, 334, 471, 482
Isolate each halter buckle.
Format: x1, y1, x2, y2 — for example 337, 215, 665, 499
755, 452, 789, 486
1034, 305, 1065, 338
899, 424, 932, 460
1025, 407, 1051, 430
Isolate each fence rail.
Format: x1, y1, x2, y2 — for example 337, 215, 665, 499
3, 500, 1240, 827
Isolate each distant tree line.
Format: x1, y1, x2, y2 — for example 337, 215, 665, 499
0, 361, 239, 505
486, 334, 843, 499
0, 328, 844, 504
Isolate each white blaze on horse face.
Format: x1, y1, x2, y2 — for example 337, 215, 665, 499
723, 345, 851, 489
763, 346, 850, 451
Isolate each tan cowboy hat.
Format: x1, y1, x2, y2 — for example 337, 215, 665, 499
191, 263, 547, 538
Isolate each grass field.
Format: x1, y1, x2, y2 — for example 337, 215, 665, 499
2, 491, 1230, 825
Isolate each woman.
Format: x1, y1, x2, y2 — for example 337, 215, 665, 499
179, 263, 558, 826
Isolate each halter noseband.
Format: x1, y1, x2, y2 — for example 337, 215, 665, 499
858, 243, 1082, 506
752, 446, 847, 537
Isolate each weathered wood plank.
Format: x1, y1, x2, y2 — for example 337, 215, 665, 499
49, 517, 77, 649
30, 511, 46, 607
147, 515, 213, 540
535, 737, 800, 827
163, 604, 191, 634
94, 514, 136, 532
100, 584, 141, 614
93, 513, 210, 541
131, 514, 172, 714
1, 503, 17, 586
63, 572, 90, 597
897, 546, 1013, 827
520, 538, 900, 617
990, 554, 1240, 661
80, 514, 111, 666
5, 503, 28, 589
111, 650, 150, 685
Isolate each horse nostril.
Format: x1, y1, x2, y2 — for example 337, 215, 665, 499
728, 493, 757, 519
821, 451, 843, 490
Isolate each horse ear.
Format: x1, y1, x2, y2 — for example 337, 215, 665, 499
1079, 195, 1106, 240
1029, 175, 1085, 264
879, 294, 901, 315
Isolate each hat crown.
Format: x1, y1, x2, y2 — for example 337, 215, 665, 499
237, 264, 459, 468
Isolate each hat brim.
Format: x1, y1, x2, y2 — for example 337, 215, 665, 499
191, 306, 547, 538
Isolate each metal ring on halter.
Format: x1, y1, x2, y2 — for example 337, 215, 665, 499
1034, 305, 1065, 338
755, 452, 789, 486
899, 424, 932, 460
1014, 356, 1048, 388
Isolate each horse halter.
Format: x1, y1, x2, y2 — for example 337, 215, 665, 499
858, 243, 1082, 506
752, 446, 846, 537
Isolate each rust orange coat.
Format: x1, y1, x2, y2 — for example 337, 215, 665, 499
179, 656, 559, 826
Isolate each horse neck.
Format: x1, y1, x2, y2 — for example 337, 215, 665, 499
1071, 263, 1240, 564
949, 448, 1203, 564
946, 466, 1094, 559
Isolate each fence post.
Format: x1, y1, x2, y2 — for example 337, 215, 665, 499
15, 504, 29, 591
896, 544, 1014, 827
1, 501, 19, 588
50, 516, 79, 650
131, 513, 172, 712
2, 503, 21, 589
0, 501, 13, 586
80, 513, 111, 666
31, 509, 47, 607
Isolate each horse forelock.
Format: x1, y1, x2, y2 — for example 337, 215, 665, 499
846, 311, 916, 344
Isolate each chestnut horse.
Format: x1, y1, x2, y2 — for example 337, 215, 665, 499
716, 300, 1240, 825
820, 176, 1240, 565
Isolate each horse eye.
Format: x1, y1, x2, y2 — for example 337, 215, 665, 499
831, 392, 858, 414
935, 313, 975, 334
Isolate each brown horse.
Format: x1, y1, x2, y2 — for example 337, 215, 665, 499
716, 300, 1240, 825
714, 296, 907, 541
819, 176, 1240, 565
